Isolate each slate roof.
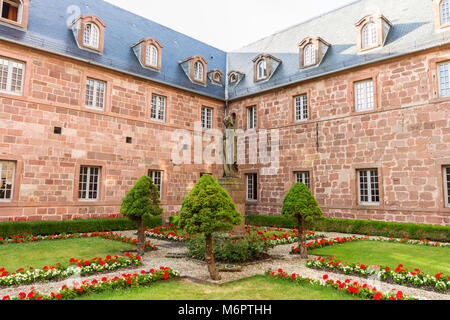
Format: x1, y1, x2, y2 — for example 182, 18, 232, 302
227, 0, 450, 100
0, 0, 227, 100
0, 0, 449, 102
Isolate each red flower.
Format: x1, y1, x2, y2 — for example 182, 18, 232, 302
163, 271, 169, 280
55, 294, 61, 300
435, 273, 444, 279
385, 266, 390, 271
374, 292, 383, 300
126, 279, 132, 285
396, 291, 403, 299
323, 275, 328, 280
27, 291, 34, 299
2, 295, 10, 300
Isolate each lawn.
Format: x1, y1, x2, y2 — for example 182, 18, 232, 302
0, 238, 136, 272
76, 275, 362, 300
309, 241, 450, 276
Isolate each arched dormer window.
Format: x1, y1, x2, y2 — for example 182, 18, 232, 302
72, 15, 106, 54
441, 0, 450, 26
303, 43, 316, 67
355, 15, 392, 52
0, 0, 29, 29
361, 23, 377, 49
146, 45, 158, 68
84, 23, 100, 49
194, 61, 204, 82
257, 59, 267, 80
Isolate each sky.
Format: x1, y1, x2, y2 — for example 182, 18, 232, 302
104, 0, 357, 51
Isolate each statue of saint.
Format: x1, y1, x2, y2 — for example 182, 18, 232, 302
223, 115, 239, 177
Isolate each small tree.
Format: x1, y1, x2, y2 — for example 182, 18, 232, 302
120, 176, 163, 256
178, 174, 241, 280
281, 183, 323, 258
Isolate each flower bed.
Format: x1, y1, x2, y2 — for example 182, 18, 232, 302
306, 256, 450, 293
0, 231, 158, 250
0, 252, 142, 287
266, 268, 418, 300
1, 267, 179, 300
290, 236, 369, 254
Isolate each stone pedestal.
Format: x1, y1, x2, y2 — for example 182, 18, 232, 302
218, 176, 246, 237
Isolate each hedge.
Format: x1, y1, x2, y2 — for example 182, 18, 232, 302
0, 216, 162, 238
245, 215, 450, 242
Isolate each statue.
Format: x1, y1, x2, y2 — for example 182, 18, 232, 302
223, 115, 239, 177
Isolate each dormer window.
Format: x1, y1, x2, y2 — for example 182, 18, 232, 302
71, 15, 106, 54
84, 23, 100, 49
179, 56, 207, 85
194, 61, 204, 82
229, 73, 237, 84
435, 0, 450, 29
355, 15, 392, 52
303, 44, 316, 67
299, 37, 330, 69
228, 71, 244, 86
441, 0, 450, 25
362, 23, 377, 49
0, 0, 29, 29
146, 45, 158, 68
252, 54, 281, 83
208, 70, 223, 86
257, 60, 267, 80
131, 38, 163, 72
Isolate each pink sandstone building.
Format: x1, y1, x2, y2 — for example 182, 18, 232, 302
0, 0, 449, 226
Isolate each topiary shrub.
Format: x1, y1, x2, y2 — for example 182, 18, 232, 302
282, 183, 323, 258
178, 174, 241, 280
120, 176, 163, 255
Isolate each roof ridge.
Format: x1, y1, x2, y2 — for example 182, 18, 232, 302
233, 0, 363, 52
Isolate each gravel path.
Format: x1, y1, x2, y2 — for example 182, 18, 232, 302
1, 231, 449, 300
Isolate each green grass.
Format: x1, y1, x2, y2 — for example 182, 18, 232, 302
310, 241, 450, 275
0, 238, 135, 272
76, 275, 362, 300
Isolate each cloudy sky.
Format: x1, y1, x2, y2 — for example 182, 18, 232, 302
105, 0, 356, 51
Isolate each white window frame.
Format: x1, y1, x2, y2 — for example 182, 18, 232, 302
362, 23, 378, 49
246, 173, 258, 201
294, 94, 308, 122
148, 170, 163, 199
438, 61, 450, 98
150, 94, 166, 122
1, 0, 23, 23
0, 56, 25, 96
85, 78, 106, 110
441, 0, 450, 26
247, 106, 257, 130
257, 60, 267, 80
354, 79, 374, 112
201, 106, 213, 130
444, 166, 450, 208
295, 171, 310, 189
146, 45, 158, 67
194, 61, 204, 82
78, 166, 101, 201
357, 169, 380, 206
84, 23, 100, 49
303, 44, 316, 66
0, 160, 15, 202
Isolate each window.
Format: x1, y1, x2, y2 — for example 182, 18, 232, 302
246, 173, 258, 201
441, 0, 450, 25
257, 60, 267, 80
354, 79, 374, 111
357, 169, 380, 205
444, 166, 450, 207
78, 166, 100, 201
295, 171, 310, 189
84, 23, 100, 49
438, 62, 450, 97
0, 160, 15, 201
362, 23, 377, 49
0, 56, 24, 95
151, 94, 166, 121
1, 0, 21, 23
194, 61, 204, 82
294, 94, 308, 121
146, 45, 158, 68
85, 78, 106, 110
148, 170, 163, 198
247, 106, 257, 130
201, 107, 213, 129
303, 44, 316, 66
229, 73, 238, 84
